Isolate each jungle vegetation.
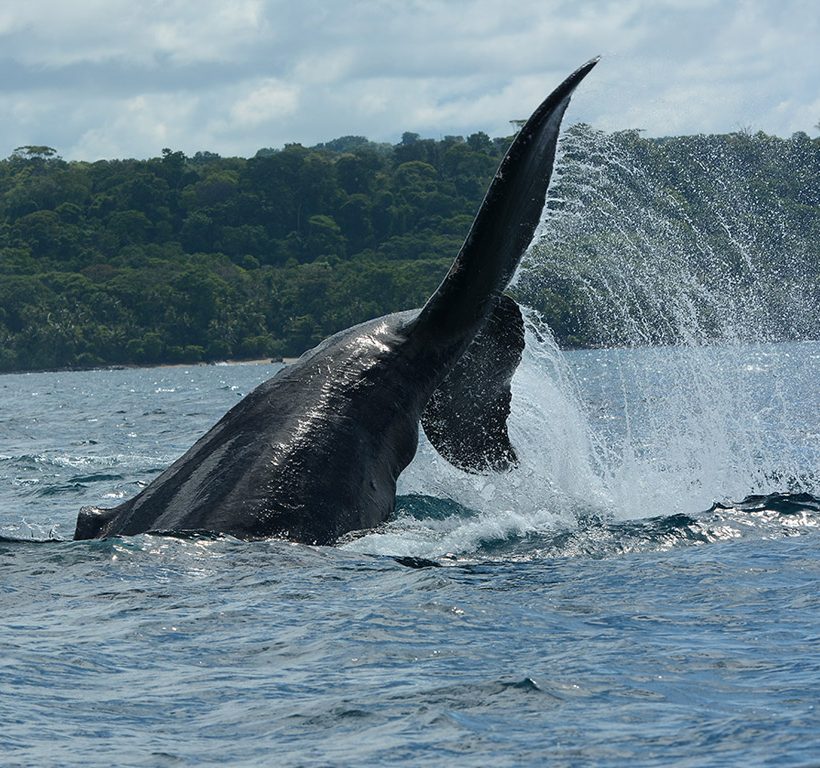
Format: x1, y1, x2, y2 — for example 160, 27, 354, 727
1, 126, 818, 372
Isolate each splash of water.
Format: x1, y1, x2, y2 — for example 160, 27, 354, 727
519, 124, 819, 516
345, 126, 819, 558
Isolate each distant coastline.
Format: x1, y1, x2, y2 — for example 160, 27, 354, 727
0, 357, 300, 377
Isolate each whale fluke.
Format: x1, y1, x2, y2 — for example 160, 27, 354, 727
411, 57, 599, 350
421, 294, 525, 472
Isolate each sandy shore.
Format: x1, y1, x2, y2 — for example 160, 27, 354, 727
1, 357, 298, 376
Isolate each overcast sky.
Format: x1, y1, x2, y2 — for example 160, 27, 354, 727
1, 0, 817, 160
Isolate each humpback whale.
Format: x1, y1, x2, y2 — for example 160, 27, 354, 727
74, 59, 597, 545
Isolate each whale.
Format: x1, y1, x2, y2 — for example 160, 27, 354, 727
74, 58, 598, 545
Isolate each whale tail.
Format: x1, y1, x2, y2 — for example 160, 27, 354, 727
410, 58, 598, 350
416, 58, 598, 472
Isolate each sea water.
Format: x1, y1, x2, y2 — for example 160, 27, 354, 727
3, 124, 819, 765
1, 340, 818, 767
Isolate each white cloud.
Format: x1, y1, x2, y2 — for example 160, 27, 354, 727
0, 0, 817, 159
67, 92, 202, 159
229, 79, 299, 127
3, 0, 268, 66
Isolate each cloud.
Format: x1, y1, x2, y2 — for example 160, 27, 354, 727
68, 93, 202, 160
228, 79, 299, 127
0, 0, 268, 67
0, 0, 817, 160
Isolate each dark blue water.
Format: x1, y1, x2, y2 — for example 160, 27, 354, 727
2, 341, 819, 767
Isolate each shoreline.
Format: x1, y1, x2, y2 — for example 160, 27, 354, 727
0, 357, 299, 377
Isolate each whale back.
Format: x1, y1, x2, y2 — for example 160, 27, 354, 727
76, 313, 427, 544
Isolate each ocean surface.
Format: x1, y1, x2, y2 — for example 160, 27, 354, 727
2, 339, 819, 767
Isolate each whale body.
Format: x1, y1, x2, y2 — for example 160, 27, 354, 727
74, 59, 598, 544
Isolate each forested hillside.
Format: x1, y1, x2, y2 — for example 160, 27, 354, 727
1, 127, 818, 372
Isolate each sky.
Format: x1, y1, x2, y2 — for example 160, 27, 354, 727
1, 0, 817, 160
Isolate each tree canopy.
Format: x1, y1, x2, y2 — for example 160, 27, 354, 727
0, 127, 818, 372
